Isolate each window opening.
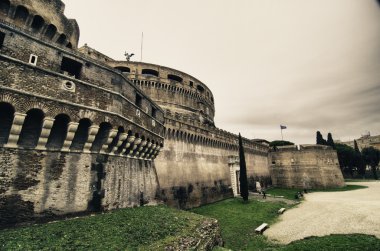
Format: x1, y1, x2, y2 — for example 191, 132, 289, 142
61, 56, 82, 79
29, 54, 38, 66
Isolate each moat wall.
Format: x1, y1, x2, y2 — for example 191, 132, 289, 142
269, 145, 345, 189
155, 137, 271, 209
0, 148, 160, 228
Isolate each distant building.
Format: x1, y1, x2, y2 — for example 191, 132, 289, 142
337, 134, 380, 151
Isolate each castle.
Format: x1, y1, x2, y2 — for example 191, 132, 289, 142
0, 0, 344, 227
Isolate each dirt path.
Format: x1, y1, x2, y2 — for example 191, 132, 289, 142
265, 182, 380, 244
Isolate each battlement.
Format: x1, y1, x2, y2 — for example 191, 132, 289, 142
107, 61, 216, 124
272, 144, 332, 152
0, 0, 79, 48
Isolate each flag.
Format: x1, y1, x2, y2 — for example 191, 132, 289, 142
280, 125, 287, 130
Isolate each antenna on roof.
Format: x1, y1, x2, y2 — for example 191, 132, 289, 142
141, 32, 144, 62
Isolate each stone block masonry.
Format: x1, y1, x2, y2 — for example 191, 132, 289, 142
270, 145, 345, 189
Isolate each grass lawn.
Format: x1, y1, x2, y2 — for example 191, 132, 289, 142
0, 205, 206, 251
277, 234, 380, 251
191, 197, 380, 251
191, 198, 287, 250
266, 184, 367, 200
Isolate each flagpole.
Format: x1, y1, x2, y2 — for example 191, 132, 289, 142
281, 128, 283, 141
141, 32, 144, 62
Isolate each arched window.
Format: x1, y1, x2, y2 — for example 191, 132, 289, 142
168, 74, 183, 83
18, 109, 44, 148
46, 114, 70, 150
142, 69, 159, 77
66, 42, 72, 49
14, 6, 29, 25
114, 66, 130, 73
0, 0, 10, 15
70, 118, 91, 151
197, 85, 205, 93
56, 34, 67, 45
0, 102, 14, 145
31, 15, 44, 31
91, 122, 112, 153
44, 24, 57, 40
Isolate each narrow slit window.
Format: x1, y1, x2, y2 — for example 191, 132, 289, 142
152, 107, 157, 118
135, 93, 142, 108
0, 32, 5, 48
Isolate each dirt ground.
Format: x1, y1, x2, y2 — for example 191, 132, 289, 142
265, 181, 380, 244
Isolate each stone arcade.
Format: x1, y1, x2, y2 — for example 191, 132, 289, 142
0, 0, 344, 227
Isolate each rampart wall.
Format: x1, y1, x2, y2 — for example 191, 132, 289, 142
0, 12, 165, 227
0, 0, 79, 48
270, 145, 345, 189
156, 113, 271, 209
0, 148, 159, 228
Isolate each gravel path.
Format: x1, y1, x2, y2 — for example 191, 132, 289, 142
265, 182, 380, 244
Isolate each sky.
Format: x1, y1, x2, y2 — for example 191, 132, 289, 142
62, 0, 380, 144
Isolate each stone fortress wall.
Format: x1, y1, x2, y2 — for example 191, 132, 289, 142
270, 145, 345, 189
0, 0, 346, 227
106, 60, 271, 208
0, 0, 165, 227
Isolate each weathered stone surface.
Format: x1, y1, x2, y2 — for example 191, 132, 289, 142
164, 219, 223, 251
270, 145, 345, 189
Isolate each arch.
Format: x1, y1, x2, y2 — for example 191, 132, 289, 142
31, 15, 44, 31
46, 114, 70, 150
14, 5, 29, 24
0, 0, 10, 15
168, 74, 183, 83
0, 102, 14, 145
197, 85, 205, 93
44, 24, 57, 40
107, 126, 124, 153
91, 122, 112, 152
70, 118, 91, 151
56, 34, 67, 45
18, 109, 44, 148
142, 69, 159, 77
66, 42, 72, 49
114, 66, 130, 73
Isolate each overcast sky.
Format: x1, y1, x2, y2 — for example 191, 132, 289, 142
63, 0, 380, 144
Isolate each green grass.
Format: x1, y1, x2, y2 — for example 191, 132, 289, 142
277, 234, 380, 251
266, 185, 367, 201
345, 179, 378, 182
191, 198, 288, 250
191, 197, 380, 251
0, 205, 206, 251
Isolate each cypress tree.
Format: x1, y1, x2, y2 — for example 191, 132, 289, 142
327, 133, 335, 149
362, 147, 380, 180
238, 133, 249, 202
316, 131, 325, 145
354, 140, 366, 177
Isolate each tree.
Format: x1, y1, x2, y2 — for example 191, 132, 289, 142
238, 133, 249, 202
354, 140, 366, 178
335, 143, 356, 177
316, 131, 327, 145
269, 140, 295, 147
326, 133, 335, 149
362, 147, 380, 180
